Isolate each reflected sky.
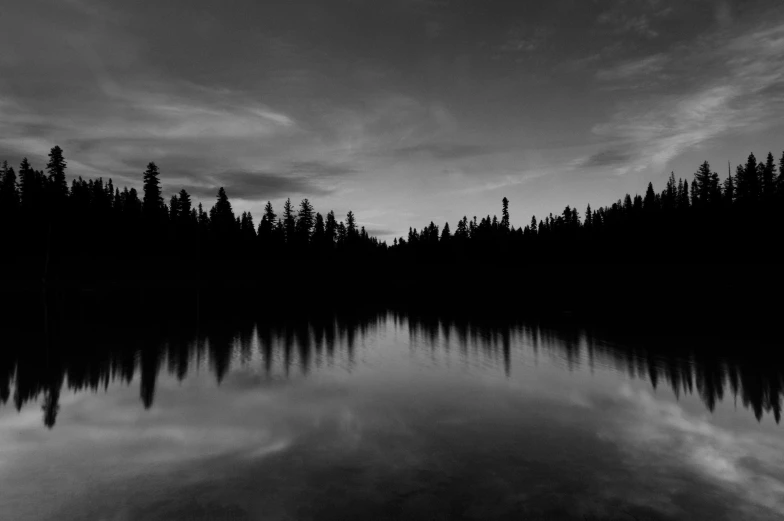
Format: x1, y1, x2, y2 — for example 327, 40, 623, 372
1, 314, 782, 520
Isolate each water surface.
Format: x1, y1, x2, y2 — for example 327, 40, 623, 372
1, 313, 783, 520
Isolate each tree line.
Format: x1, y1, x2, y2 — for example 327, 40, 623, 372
389, 153, 784, 264
1, 146, 783, 283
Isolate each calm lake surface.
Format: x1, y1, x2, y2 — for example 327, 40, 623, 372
1, 312, 783, 521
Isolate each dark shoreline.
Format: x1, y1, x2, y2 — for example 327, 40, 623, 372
2, 261, 782, 341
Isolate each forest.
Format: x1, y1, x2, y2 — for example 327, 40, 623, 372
1, 145, 783, 287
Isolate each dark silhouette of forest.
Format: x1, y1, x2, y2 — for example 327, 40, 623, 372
2, 146, 784, 278
1, 145, 784, 325
1, 300, 781, 429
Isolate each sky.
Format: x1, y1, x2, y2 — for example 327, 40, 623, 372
2, 0, 784, 240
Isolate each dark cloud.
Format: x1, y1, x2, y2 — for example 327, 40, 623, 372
287, 161, 358, 178
180, 171, 335, 201
580, 149, 634, 168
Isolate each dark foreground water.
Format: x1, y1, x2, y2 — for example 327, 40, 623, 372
1, 312, 783, 521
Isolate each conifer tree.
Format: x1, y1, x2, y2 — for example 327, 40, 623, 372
178, 189, 192, 222
778, 151, 784, 193
282, 198, 296, 243
142, 162, 163, 217
325, 210, 337, 245
0, 162, 18, 209
737, 153, 758, 202
169, 194, 180, 221
46, 146, 68, 201
501, 197, 510, 230
643, 183, 656, 211
209, 187, 236, 238
762, 152, 776, 197
296, 198, 315, 242
441, 222, 451, 242
313, 212, 325, 245
694, 161, 713, 206
346, 211, 357, 237
723, 164, 735, 205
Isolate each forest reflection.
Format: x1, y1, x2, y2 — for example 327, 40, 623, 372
1, 310, 781, 429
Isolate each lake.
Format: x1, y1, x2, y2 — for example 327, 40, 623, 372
1, 310, 782, 520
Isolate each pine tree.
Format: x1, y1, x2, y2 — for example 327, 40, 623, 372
441, 222, 451, 242
501, 197, 510, 230
209, 187, 236, 238
282, 198, 295, 243
737, 153, 758, 202
762, 152, 776, 197
694, 161, 712, 206
723, 163, 735, 205
664, 172, 677, 210
313, 212, 325, 245
178, 189, 192, 222
643, 183, 656, 211
46, 146, 68, 201
142, 162, 163, 217
778, 151, 784, 194
690, 179, 698, 207
296, 198, 314, 242
17, 158, 37, 210
0, 162, 18, 209
325, 210, 337, 245
346, 210, 357, 237
169, 194, 180, 221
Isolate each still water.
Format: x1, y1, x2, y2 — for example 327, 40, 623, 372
1, 312, 783, 520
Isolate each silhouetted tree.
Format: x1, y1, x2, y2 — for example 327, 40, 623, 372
282, 198, 296, 244
46, 146, 68, 201
296, 198, 315, 243
142, 162, 163, 218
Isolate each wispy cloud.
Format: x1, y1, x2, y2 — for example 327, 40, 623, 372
595, 53, 668, 82
581, 21, 784, 175
578, 149, 635, 168
597, 2, 672, 39
391, 142, 495, 160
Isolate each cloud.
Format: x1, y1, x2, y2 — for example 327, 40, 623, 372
579, 149, 634, 168
497, 26, 549, 54
287, 160, 358, 178
597, 2, 672, 39
391, 142, 494, 160
607, 385, 784, 519
587, 21, 784, 175
181, 171, 337, 201
595, 53, 668, 82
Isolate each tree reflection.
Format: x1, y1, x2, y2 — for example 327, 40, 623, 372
1, 308, 782, 428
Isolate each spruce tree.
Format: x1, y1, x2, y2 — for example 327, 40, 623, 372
778, 151, 784, 194
282, 198, 295, 243
46, 146, 68, 201
142, 162, 163, 217
762, 152, 776, 197
296, 198, 314, 242
0, 162, 18, 209
178, 189, 192, 222
737, 153, 758, 202
723, 165, 735, 205
694, 161, 712, 206
346, 211, 357, 237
